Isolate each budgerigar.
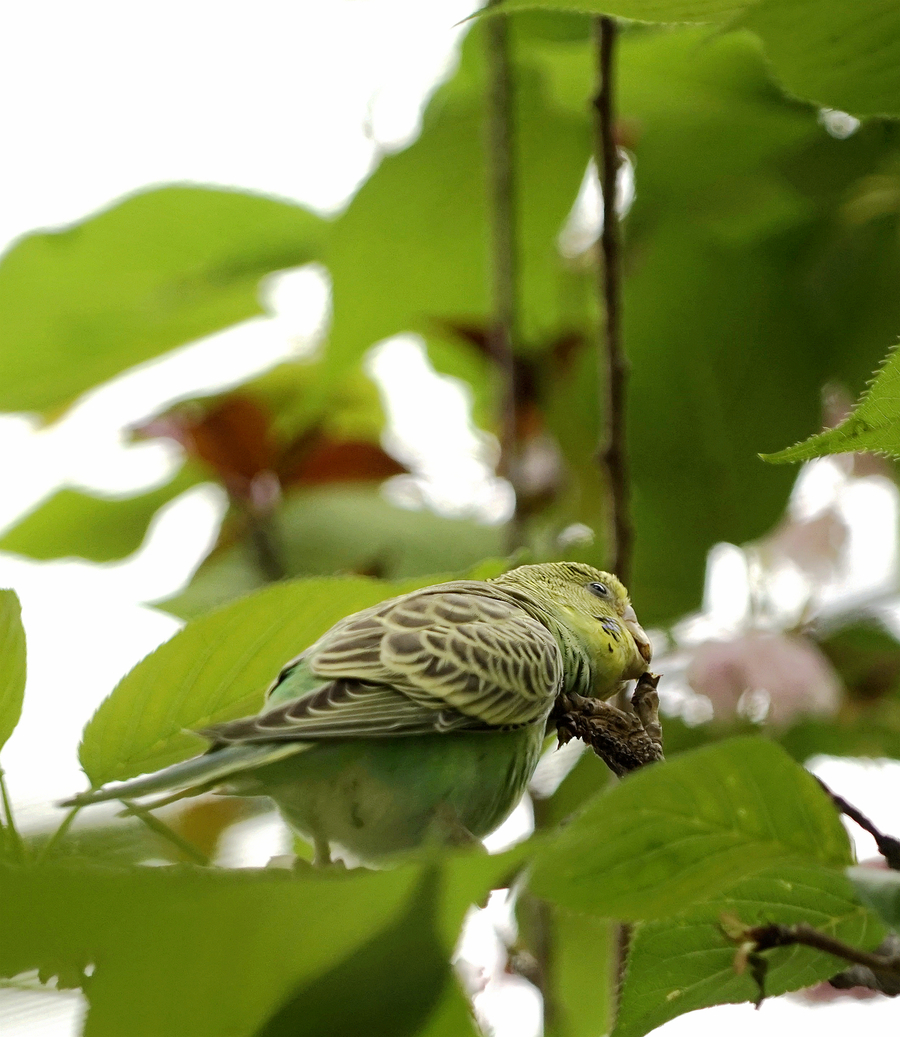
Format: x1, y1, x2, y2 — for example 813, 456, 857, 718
66, 562, 652, 864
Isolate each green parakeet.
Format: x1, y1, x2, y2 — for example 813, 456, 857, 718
66, 562, 651, 863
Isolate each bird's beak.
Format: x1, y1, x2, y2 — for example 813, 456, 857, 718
622, 604, 652, 665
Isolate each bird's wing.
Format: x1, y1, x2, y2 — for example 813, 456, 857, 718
204, 678, 489, 745
305, 583, 563, 727
205, 583, 563, 747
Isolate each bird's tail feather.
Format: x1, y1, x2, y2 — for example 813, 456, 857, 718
61, 742, 311, 807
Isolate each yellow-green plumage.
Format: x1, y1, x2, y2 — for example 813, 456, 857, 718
66, 563, 651, 863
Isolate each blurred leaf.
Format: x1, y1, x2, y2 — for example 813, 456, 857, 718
482, 0, 747, 23
0, 466, 201, 563
763, 346, 900, 463
0, 590, 26, 752
141, 398, 276, 495
779, 714, 900, 763
615, 865, 884, 1037
0, 861, 432, 1037
79, 573, 442, 786
281, 437, 406, 488
0, 844, 525, 1037
243, 359, 388, 447
140, 366, 403, 505
411, 979, 479, 1037
541, 904, 612, 1037
847, 865, 900, 929
532, 746, 611, 831
257, 870, 447, 1037
532, 29, 806, 617
818, 621, 900, 703
324, 23, 590, 384
0, 186, 326, 416
159, 488, 505, 620
530, 738, 851, 919
741, 0, 900, 117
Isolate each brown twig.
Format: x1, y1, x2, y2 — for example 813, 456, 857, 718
484, 7, 522, 551
726, 918, 900, 1004
830, 934, 900, 997
815, 777, 900, 871
593, 15, 633, 584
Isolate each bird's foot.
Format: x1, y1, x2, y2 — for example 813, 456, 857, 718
554, 672, 664, 776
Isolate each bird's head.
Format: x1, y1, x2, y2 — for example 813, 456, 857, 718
490, 561, 652, 684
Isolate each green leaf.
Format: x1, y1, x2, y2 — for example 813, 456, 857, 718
158, 488, 506, 620
0, 466, 201, 562
0, 186, 326, 416
847, 865, 900, 929
530, 738, 852, 919
615, 865, 884, 1037
0, 861, 416, 1037
324, 22, 590, 382
0, 848, 513, 1037
0, 591, 26, 752
779, 716, 900, 764
742, 0, 900, 118
0, 845, 522, 1037
515, 890, 613, 1037
411, 980, 479, 1037
79, 574, 438, 786
529, 24, 871, 622
257, 870, 448, 1037
481, 0, 748, 24
763, 345, 900, 463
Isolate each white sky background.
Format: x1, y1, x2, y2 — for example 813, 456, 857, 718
0, 1, 898, 1035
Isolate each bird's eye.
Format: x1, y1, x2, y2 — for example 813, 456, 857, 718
588, 582, 610, 599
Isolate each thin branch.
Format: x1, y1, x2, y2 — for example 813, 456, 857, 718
816, 777, 900, 871
830, 934, 900, 997
484, 6, 522, 550
725, 916, 900, 1005
593, 15, 633, 583
119, 800, 210, 866
0, 768, 25, 863
36, 805, 82, 864
751, 921, 900, 974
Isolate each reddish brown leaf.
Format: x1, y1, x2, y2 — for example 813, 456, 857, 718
137, 396, 276, 500
280, 436, 407, 487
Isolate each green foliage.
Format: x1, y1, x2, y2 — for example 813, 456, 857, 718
0, 467, 201, 562
0, 591, 26, 752
0, 849, 513, 1037
764, 346, 900, 463
0, 187, 326, 416
160, 488, 507, 619
847, 865, 900, 929
484, 0, 745, 22
1, 7, 899, 1036
740, 0, 900, 117
325, 26, 590, 380
490, 0, 900, 120
616, 866, 884, 1037
530, 738, 852, 918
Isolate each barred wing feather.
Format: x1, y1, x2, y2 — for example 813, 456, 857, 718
208, 583, 563, 745
306, 583, 562, 726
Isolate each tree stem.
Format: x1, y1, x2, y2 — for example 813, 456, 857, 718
0, 768, 25, 863
484, 8, 522, 549
592, 14, 634, 1023
593, 15, 633, 583
36, 805, 82, 864
119, 800, 210, 866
